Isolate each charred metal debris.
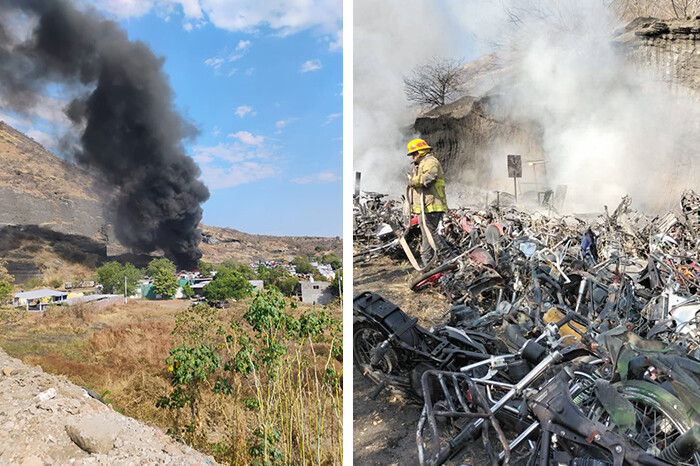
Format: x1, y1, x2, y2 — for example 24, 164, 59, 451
354, 189, 700, 466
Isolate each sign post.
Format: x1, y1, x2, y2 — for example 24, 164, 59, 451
507, 154, 522, 203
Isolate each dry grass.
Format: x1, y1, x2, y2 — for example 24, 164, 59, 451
0, 296, 343, 465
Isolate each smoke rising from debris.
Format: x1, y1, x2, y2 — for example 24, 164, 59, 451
0, 0, 209, 268
355, 0, 700, 213
486, 1, 700, 212
354, 0, 461, 195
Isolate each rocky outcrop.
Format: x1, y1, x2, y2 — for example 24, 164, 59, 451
614, 18, 700, 97
413, 95, 543, 186
0, 347, 218, 465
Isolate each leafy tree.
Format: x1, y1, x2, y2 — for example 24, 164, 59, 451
97, 262, 143, 295
314, 246, 324, 252
0, 280, 12, 303
321, 253, 342, 270
182, 284, 195, 299
203, 271, 253, 302
404, 57, 466, 108
291, 256, 314, 275
198, 261, 214, 278
257, 265, 292, 287
146, 258, 176, 278
276, 277, 299, 297
219, 259, 256, 280
153, 268, 179, 298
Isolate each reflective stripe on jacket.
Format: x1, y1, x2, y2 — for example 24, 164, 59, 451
409, 154, 447, 214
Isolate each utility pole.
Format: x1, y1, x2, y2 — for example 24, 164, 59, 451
124, 276, 127, 304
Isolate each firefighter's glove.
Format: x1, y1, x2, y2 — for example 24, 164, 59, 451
408, 176, 422, 188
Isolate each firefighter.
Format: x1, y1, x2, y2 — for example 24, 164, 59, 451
406, 138, 455, 268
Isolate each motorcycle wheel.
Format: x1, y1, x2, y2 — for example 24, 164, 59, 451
353, 317, 400, 385
410, 263, 458, 292
584, 380, 699, 465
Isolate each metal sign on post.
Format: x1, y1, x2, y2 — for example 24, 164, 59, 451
507, 154, 522, 203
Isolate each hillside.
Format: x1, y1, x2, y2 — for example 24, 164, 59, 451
0, 122, 111, 241
200, 225, 342, 264
0, 122, 341, 282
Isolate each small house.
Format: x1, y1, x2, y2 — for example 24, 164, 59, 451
13, 289, 67, 311
299, 281, 334, 306
249, 280, 264, 291
190, 280, 211, 297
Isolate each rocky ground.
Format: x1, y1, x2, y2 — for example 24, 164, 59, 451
0, 347, 218, 466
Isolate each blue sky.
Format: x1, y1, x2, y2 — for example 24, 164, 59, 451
1, 0, 342, 237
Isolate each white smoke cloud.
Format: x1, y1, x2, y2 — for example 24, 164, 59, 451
480, 1, 700, 212
355, 0, 700, 213
354, 0, 468, 196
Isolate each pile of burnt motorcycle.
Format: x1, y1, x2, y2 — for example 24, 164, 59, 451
354, 190, 700, 465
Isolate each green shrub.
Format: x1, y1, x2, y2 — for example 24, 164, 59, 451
23, 277, 43, 290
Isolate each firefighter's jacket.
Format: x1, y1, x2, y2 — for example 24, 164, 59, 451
409, 154, 447, 214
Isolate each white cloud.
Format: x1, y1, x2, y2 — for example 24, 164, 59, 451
199, 162, 279, 189
323, 112, 341, 125
177, 0, 204, 19
204, 45, 250, 76
328, 28, 342, 51
204, 57, 225, 70
94, 0, 341, 38
198, 0, 341, 35
192, 142, 279, 189
229, 130, 264, 145
275, 117, 299, 129
94, 0, 156, 18
245, 67, 255, 75
300, 59, 322, 73
291, 171, 340, 184
235, 105, 254, 118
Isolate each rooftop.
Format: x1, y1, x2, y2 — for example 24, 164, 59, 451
13, 289, 67, 300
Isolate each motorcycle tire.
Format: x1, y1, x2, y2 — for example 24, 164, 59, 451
410, 263, 458, 292
584, 379, 699, 465
353, 316, 400, 385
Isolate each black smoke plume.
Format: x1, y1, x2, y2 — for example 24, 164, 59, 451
0, 0, 210, 269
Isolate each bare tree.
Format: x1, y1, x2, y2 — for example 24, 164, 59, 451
403, 57, 467, 108
611, 0, 700, 19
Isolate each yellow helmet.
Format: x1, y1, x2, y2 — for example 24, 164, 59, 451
406, 138, 431, 156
